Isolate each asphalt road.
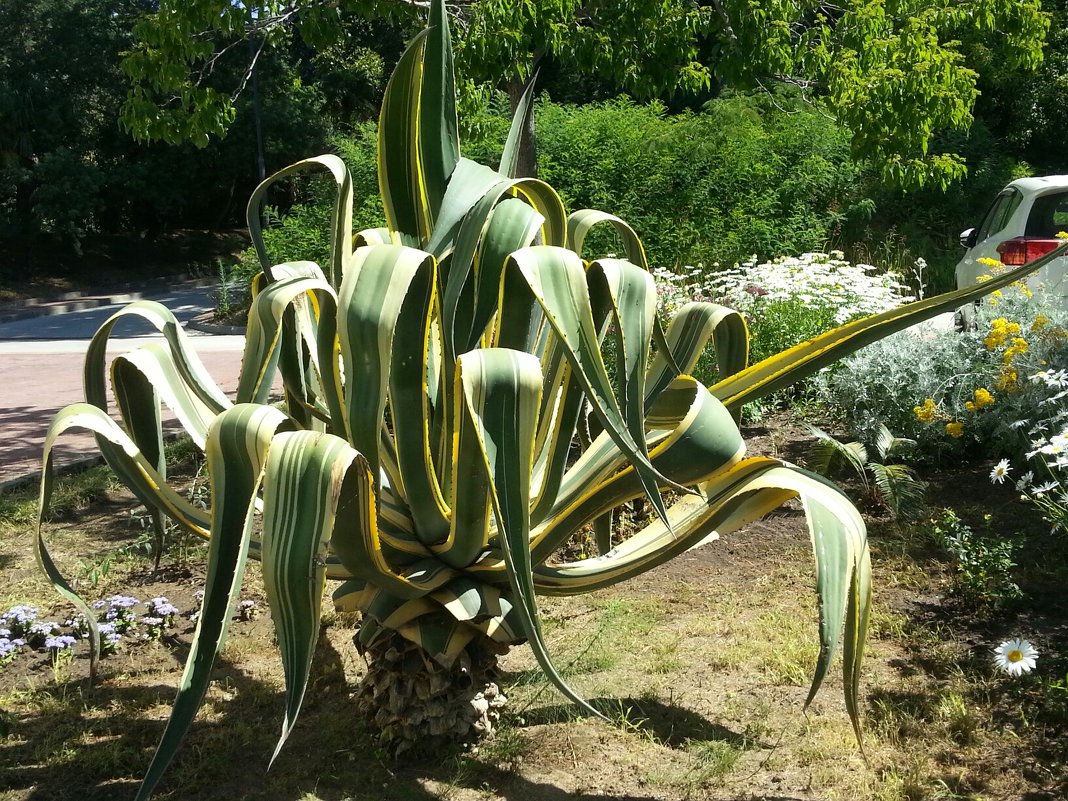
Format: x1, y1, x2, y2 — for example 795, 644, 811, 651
0, 284, 249, 487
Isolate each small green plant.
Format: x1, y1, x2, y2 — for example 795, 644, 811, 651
929, 509, 1022, 609
806, 423, 927, 520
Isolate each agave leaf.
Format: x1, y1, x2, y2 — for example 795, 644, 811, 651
136, 404, 291, 801
420, 0, 460, 226
260, 430, 362, 765
247, 155, 353, 286
500, 71, 538, 179
457, 347, 607, 720
506, 246, 684, 523
646, 301, 748, 410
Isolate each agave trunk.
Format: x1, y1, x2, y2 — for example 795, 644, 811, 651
355, 624, 508, 755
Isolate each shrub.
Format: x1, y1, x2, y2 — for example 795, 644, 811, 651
818, 285, 1068, 465
652, 252, 913, 392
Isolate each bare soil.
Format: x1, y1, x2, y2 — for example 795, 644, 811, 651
1, 416, 1067, 801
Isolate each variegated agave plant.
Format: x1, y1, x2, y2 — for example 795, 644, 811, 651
35, 1, 1067, 798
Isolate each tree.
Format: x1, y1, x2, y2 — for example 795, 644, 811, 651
120, 1, 1048, 188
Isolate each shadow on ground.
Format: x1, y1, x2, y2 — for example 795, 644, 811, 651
0, 632, 799, 801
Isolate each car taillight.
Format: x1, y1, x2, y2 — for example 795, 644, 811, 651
995, 237, 1062, 266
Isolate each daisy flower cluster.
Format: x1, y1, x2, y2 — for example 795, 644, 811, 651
655, 252, 914, 323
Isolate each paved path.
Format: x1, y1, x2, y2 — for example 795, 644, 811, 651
0, 283, 250, 487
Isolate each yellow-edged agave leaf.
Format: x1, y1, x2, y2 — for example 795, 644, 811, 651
236, 274, 337, 406
445, 177, 565, 359
84, 300, 231, 416
136, 404, 291, 801
499, 72, 537, 179
111, 342, 219, 451
260, 430, 358, 765
458, 346, 607, 721
528, 460, 871, 739
711, 241, 1068, 410
646, 301, 749, 408
504, 246, 683, 523
337, 244, 436, 496
529, 377, 745, 562
566, 208, 682, 377
378, 28, 432, 246
420, 0, 460, 225
40, 403, 210, 538
247, 155, 353, 286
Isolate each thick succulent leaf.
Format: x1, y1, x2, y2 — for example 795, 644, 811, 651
338, 244, 452, 544
506, 246, 683, 523
236, 273, 336, 408
710, 241, 1068, 409
136, 404, 291, 801
445, 179, 564, 362
338, 244, 436, 495
532, 459, 870, 742
420, 0, 460, 224
247, 155, 353, 287
646, 302, 749, 410
457, 347, 606, 720
500, 72, 537, 179
587, 259, 656, 457
566, 208, 681, 377
84, 300, 230, 416
40, 403, 209, 537
378, 28, 433, 246
460, 196, 544, 353
530, 378, 745, 562
260, 430, 355, 765
111, 342, 219, 451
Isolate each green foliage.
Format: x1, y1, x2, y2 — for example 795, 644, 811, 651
817, 288, 1068, 466
806, 425, 927, 521
512, 92, 860, 269
929, 508, 1022, 609
115, 1, 1047, 190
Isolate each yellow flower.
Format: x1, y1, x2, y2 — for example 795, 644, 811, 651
945, 421, 964, 438
995, 368, 1019, 392
1058, 231, 1068, 239
977, 257, 1003, 268
965, 401, 976, 412
1032, 313, 1050, 332
913, 398, 937, 423
973, 387, 995, 409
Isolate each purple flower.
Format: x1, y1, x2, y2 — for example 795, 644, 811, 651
1, 605, 39, 637
26, 621, 59, 648
44, 634, 78, 652
97, 622, 122, 654
0, 637, 22, 661
146, 597, 179, 619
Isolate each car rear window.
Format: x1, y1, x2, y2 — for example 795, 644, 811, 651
978, 188, 1024, 242
1025, 191, 1068, 237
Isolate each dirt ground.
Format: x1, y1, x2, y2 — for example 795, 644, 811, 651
1, 417, 1067, 801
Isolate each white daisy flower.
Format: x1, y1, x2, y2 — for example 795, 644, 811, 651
990, 459, 1012, 484
993, 638, 1038, 677
1034, 481, 1059, 497
1015, 471, 1035, 491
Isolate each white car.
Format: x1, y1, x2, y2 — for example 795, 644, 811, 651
956, 175, 1068, 306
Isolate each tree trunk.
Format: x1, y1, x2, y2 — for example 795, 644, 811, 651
507, 75, 538, 179
354, 627, 508, 756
